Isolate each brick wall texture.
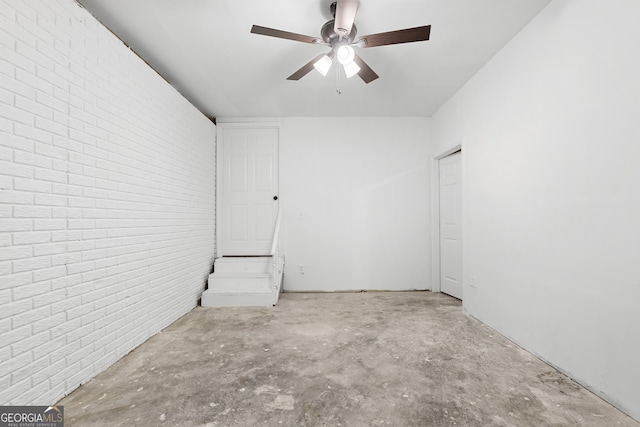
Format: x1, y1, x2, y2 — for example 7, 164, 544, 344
0, 0, 217, 404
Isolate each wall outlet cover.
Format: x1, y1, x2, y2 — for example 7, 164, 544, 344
469, 275, 477, 288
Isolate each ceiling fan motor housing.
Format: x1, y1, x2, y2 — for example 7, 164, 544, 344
321, 20, 357, 45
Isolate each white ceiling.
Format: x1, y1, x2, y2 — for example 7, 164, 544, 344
76, 0, 551, 119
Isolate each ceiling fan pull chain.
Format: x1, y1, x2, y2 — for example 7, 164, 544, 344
336, 61, 342, 95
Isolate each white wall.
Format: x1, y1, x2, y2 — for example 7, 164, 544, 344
279, 117, 431, 292
431, 0, 640, 420
0, 0, 216, 405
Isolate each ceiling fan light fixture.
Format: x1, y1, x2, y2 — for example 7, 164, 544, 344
343, 61, 360, 78
313, 54, 333, 76
336, 45, 355, 65
251, 1, 430, 85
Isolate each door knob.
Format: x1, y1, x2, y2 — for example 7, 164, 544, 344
273, 196, 278, 200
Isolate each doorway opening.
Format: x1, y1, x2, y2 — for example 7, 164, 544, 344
432, 144, 463, 300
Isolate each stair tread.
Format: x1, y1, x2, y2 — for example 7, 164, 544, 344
203, 288, 272, 295
209, 272, 271, 278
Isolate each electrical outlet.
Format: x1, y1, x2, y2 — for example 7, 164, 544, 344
298, 264, 305, 275
469, 275, 477, 288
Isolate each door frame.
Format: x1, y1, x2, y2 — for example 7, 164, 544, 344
431, 140, 464, 296
215, 122, 280, 258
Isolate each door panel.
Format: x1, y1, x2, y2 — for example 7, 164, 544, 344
229, 205, 248, 241
439, 151, 462, 299
443, 239, 458, 280
255, 204, 275, 241
255, 155, 274, 191
221, 127, 279, 255
442, 185, 457, 224
230, 156, 248, 191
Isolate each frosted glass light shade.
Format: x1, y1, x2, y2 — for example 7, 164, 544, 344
343, 61, 360, 78
313, 55, 333, 76
336, 45, 355, 65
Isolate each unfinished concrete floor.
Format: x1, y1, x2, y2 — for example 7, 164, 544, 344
58, 292, 639, 426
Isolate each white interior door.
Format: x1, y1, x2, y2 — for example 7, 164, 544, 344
220, 127, 279, 256
439, 151, 462, 299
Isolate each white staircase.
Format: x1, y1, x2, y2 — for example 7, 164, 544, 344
203, 207, 284, 307
200, 255, 284, 307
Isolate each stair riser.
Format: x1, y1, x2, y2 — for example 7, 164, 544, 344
201, 291, 275, 307
214, 258, 272, 274
214, 263, 272, 274
207, 275, 273, 293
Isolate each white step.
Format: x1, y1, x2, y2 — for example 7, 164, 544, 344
201, 289, 275, 308
208, 273, 272, 293
201, 272, 276, 307
213, 256, 272, 274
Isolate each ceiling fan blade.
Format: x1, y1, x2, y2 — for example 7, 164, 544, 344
334, 0, 359, 37
287, 54, 327, 81
353, 54, 379, 84
358, 25, 431, 48
251, 25, 321, 44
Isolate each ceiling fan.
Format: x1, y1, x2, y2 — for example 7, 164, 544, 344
251, 0, 431, 84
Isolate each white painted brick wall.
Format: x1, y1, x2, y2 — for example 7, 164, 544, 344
0, 0, 216, 405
